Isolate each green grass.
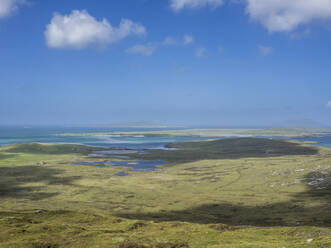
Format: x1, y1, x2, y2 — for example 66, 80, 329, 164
4, 142, 108, 155
0, 138, 330, 247
1, 211, 330, 248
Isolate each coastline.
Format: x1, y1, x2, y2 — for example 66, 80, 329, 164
58, 127, 331, 138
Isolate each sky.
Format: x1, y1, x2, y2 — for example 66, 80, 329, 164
0, 0, 331, 127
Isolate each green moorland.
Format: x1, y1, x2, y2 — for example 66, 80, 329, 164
0, 139, 330, 248
59, 127, 331, 137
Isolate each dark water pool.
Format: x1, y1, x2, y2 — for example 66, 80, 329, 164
296, 134, 331, 148
88, 150, 148, 158
72, 159, 167, 176
72, 161, 107, 167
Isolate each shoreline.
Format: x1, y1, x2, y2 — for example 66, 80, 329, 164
57, 127, 331, 138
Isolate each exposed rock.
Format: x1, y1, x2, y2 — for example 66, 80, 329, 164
35, 209, 47, 214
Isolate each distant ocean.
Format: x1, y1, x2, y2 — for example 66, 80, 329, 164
0, 126, 330, 149
297, 134, 331, 148
0, 126, 213, 149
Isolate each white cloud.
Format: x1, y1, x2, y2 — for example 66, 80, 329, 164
45, 10, 146, 49
289, 28, 311, 39
195, 47, 207, 58
218, 46, 224, 55
162, 34, 195, 46
183, 35, 194, 44
0, 0, 25, 18
163, 36, 178, 45
126, 44, 155, 56
171, 0, 331, 32
139, 34, 194, 55
258, 45, 273, 56
326, 101, 331, 108
245, 0, 331, 32
170, 0, 224, 11
176, 66, 191, 72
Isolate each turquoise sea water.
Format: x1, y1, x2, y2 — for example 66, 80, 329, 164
0, 126, 330, 149
297, 134, 331, 148
0, 126, 214, 149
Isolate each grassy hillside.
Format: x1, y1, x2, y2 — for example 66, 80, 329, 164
0, 139, 330, 247
4, 143, 109, 155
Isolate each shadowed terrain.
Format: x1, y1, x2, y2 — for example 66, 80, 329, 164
3, 143, 109, 155
0, 166, 81, 200
137, 138, 319, 163
117, 181, 331, 227
0, 153, 16, 161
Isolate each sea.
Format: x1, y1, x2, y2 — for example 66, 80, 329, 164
0, 126, 330, 149
0, 126, 214, 149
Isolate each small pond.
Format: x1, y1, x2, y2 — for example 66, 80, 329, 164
88, 150, 148, 158
72, 159, 167, 176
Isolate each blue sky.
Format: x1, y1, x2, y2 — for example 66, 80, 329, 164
0, 0, 331, 127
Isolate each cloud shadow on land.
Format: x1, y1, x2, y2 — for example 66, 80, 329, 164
138, 138, 319, 164
0, 166, 81, 200
0, 153, 16, 161
117, 170, 331, 228
3, 142, 107, 155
